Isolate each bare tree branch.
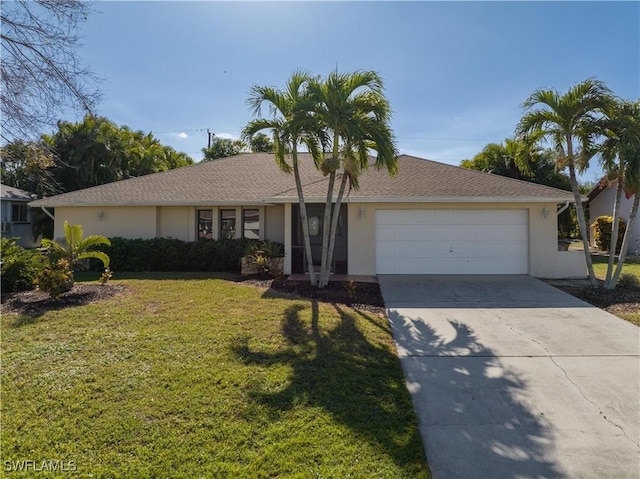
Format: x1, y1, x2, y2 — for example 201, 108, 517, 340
1, 0, 102, 140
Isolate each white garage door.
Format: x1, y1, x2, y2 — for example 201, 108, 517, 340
375, 209, 529, 274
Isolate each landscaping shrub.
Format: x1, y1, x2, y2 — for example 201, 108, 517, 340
101, 237, 258, 272
0, 238, 44, 294
35, 259, 72, 300
617, 272, 640, 289
591, 216, 626, 253
243, 240, 285, 275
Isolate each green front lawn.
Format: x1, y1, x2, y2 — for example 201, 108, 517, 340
1, 274, 429, 478
591, 254, 640, 280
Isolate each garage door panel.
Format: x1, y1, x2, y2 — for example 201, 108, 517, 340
376, 225, 415, 241
375, 209, 529, 275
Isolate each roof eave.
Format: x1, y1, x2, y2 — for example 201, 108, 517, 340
29, 200, 274, 208
266, 196, 578, 204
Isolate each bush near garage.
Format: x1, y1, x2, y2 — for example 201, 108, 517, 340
591, 216, 626, 253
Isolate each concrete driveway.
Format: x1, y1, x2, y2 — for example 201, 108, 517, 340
378, 275, 640, 479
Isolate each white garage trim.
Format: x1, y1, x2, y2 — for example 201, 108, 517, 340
375, 209, 529, 274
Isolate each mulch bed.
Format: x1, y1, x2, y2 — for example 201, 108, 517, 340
544, 279, 640, 316
1, 284, 128, 317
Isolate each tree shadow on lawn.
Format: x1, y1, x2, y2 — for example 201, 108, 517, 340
233, 299, 428, 475
387, 310, 563, 478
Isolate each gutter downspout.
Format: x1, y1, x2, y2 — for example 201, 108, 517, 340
557, 201, 570, 216
40, 206, 55, 220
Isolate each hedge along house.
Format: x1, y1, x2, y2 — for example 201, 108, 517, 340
30, 153, 586, 278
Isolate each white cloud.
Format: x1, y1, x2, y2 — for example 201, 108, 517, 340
171, 132, 189, 139
214, 132, 240, 140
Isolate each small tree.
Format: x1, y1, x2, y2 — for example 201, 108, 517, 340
40, 221, 111, 287
249, 133, 274, 153
202, 137, 245, 161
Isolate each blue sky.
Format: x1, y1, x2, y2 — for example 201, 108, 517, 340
77, 1, 638, 182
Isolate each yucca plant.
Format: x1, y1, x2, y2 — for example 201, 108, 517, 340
40, 221, 111, 289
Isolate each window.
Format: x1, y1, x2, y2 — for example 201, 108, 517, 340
197, 210, 213, 240
11, 203, 28, 223
220, 209, 236, 239
243, 209, 259, 240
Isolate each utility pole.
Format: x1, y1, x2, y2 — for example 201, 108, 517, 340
207, 129, 215, 148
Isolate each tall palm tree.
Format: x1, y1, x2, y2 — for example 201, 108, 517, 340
601, 100, 640, 288
308, 70, 397, 287
242, 71, 322, 285
516, 79, 614, 287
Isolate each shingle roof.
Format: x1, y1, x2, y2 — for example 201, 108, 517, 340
30, 153, 576, 207
1, 183, 36, 202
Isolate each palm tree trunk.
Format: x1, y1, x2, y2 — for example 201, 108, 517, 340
609, 194, 639, 288
319, 170, 336, 288
568, 162, 598, 287
605, 174, 624, 287
292, 151, 317, 286
320, 173, 348, 287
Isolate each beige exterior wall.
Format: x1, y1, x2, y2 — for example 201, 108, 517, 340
158, 206, 194, 241
346, 202, 586, 279
54, 206, 158, 240
265, 205, 285, 244
53, 201, 587, 279
54, 204, 284, 244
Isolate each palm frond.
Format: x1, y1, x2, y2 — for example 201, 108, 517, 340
77, 251, 110, 268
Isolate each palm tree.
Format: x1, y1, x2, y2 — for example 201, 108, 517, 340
242, 71, 323, 286
40, 220, 111, 287
461, 137, 542, 179
601, 100, 640, 288
516, 79, 614, 287
308, 70, 397, 287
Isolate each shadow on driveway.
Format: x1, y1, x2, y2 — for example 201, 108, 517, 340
388, 310, 563, 478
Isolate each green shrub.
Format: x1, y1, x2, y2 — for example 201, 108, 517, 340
617, 272, 640, 289
243, 240, 285, 275
35, 259, 72, 300
99, 237, 259, 272
591, 216, 626, 253
0, 238, 45, 294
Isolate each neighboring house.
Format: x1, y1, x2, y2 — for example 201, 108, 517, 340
1, 183, 39, 248
30, 153, 585, 278
588, 181, 640, 255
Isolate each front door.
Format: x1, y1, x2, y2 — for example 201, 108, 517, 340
291, 204, 348, 274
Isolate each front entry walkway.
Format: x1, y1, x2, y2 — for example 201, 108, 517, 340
378, 275, 640, 479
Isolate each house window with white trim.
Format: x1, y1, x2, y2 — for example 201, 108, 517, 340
197, 209, 213, 240
243, 209, 259, 239
220, 209, 236, 239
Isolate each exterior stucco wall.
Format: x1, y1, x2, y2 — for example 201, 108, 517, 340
53, 205, 283, 245
53, 206, 158, 240
589, 188, 640, 255
265, 205, 285, 244
158, 206, 193, 241
346, 202, 586, 279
